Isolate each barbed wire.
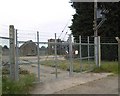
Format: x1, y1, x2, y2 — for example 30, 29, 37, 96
0, 24, 9, 28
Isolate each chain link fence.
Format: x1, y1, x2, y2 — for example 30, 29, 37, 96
101, 37, 118, 61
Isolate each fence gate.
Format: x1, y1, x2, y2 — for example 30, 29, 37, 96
72, 36, 95, 73
17, 31, 71, 82
16, 31, 98, 82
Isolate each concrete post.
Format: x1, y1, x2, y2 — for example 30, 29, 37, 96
94, 36, 101, 67
94, 37, 98, 67
69, 34, 73, 76
9, 25, 16, 80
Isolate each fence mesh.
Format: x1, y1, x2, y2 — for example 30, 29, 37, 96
101, 37, 118, 61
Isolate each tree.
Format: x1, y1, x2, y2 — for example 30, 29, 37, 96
70, 2, 94, 41
70, 2, 120, 60
70, 2, 120, 39
3, 45, 9, 49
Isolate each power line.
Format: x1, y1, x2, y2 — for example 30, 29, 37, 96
0, 24, 9, 28
58, 18, 71, 39
17, 29, 37, 32
62, 30, 68, 41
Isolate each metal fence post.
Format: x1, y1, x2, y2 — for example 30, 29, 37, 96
88, 36, 90, 65
15, 29, 19, 80
98, 36, 101, 67
88, 36, 90, 59
69, 34, 73, 76
55, 33, 58, 78
116, 37, 120, 69
0, 38, 2, 96
9, 25, 16, 80
118, 41, 120, 66
118, 41, 120, 80
79, 36, 82, 72
37, 31, 40, 82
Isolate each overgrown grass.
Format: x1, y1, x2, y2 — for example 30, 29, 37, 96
40, 59, 95, 72
92, 61, 118, 74
41, 60, 118, 74
2, 73, 36, 94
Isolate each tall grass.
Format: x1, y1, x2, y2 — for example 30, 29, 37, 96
92, 61, 118, 74
41, 60, 118, 74
2, 74, 35, 94
40, 59, 95, 72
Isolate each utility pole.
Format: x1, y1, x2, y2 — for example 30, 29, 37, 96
94, 0, 101, 67
9, 25, 16, 80
94, 1, 98, 37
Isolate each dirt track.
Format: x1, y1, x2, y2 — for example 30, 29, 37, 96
55, 75, 118, 94
19, 56, 118, 94
3, 56, 118, 94
19, 63, 118, 94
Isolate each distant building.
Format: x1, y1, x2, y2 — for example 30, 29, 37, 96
2, 45, 9, 55
48, 39, 66, 55
19, 40, 37, 56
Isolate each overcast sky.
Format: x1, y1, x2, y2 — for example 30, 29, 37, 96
0, 0, 75, 44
